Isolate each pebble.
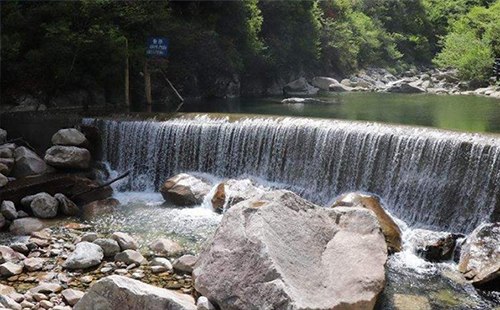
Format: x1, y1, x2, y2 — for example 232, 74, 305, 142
39, 300, 53, 309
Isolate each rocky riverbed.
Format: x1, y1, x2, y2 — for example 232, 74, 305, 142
281, 68, 500, 100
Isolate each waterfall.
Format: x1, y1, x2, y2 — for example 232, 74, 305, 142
84, 115, 500, 233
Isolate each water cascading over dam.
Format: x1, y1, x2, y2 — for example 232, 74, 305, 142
84, 115, 500, 233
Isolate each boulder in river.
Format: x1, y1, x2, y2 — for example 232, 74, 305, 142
211, 179, 268, 213
73, 275, 196, 310
114, 250, 146, 265
459, 222, 500, 285
81, 198, 120, 221
385, 80, 425, 93
51, 128, 88, 147
283, 78, 319, 96
194, 190, 387, 310
149, 238, 182, 257
407, 229, 460, 262
281, 97, 338, 104
11, 147, 54, 178
63, 241, 104, 270
44, 146, 91, 169
111, 232, 138, 251
93, 238, 120, 257
332, 192, 402, 253
160, 173, 211, 206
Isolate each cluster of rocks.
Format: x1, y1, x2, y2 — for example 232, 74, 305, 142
281, 68, 500, 99
0, 127, 93, 191
0, 226, 202, 310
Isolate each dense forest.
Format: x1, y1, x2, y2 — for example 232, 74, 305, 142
1, 0, 499, 106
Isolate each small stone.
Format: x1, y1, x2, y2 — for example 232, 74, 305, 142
151, 265, 168, 273
80, 232, 98, 242
17, 210, 29, 218
149, 238, 183, 257
80, 275, 93, 284
110, 232, 138, 251
0, 262, 23, 276
132, 271, 144, 279
39, 300, 53, 309
20, 300, 35, 308
61, 289, 84, 306
100, 267, 113, 273
33, 293, 48, 301
173, 255, 197, 273
1, 201, 18, 220
114, 250, 146, 265
0, 294, 21, 310
24, 258, 44, 272
114, 269, 128, 275
9, 243, 29, 255
151, 257, 173, 271
29, 282, 62, 294
63, 242, 103, 270
93, 238, 120, 257
54, 194, 80, 216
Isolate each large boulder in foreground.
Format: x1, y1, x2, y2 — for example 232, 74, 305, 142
160, 173, 211, 206
11, 147, 54, 178
44, 146, 91, 169
52, 128, 88, 147
211, 179, 268, 213
459, 222, 500, 285
74, 275, 196, 310
194, 190, 388, 310
332, 192, 402, 253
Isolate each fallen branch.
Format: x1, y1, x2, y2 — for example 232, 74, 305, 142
70, 170, 131, 199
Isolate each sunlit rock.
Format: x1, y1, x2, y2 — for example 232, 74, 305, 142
332, 192, 402, 253
160, 174, 211, 206
459, 222, 500, 285
44, 146, 91, 169
211, 179, 267, 213
194, 190, 387, 310
73, 275, 196, 310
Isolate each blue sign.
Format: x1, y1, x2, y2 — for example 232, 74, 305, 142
146, 37, 169, 58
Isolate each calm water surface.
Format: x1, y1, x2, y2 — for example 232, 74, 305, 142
174, 93, 500, 134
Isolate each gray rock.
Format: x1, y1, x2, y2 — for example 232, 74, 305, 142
459, 222, 500, 285
386, 80, 425, 93
283, 78, 319, 96
110, 232, 138, 251
0, 129, 6, 143
407, 229, 459, 262
23, 257, 44, 271
63, 242, 103, 270
54, 193, 80, 216
0, 262, 23, 276
0, 173, 7, 189
9, 217, 53, 236
11, 147, 53, 178
51, 128, 88, 147
0, 163, 10, 176
0, 246, 21, 264
30, 193, 58, 219
21, 192, 48, 208
29, 282, 63, 294
193, 190, 387, 310
281, 98, 336, 104
81, 232, 98, 242
1, 201, 17, 220
0, 294, 21, 310
61, 289, 84, 306
9, 244, 28, 255
311, 76, 339, 91
150, 257, 173, 271
73, 275, 196, 310
93, 239, 120, 257
0, 214, 5, 230
211, 179, 268, 213
160, 173, 211, 206
16, 210, 28, 218
149, 238, 182, 257
44, 146, 91, 169
114, 250, 146, 265
174, 255, 197, 273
